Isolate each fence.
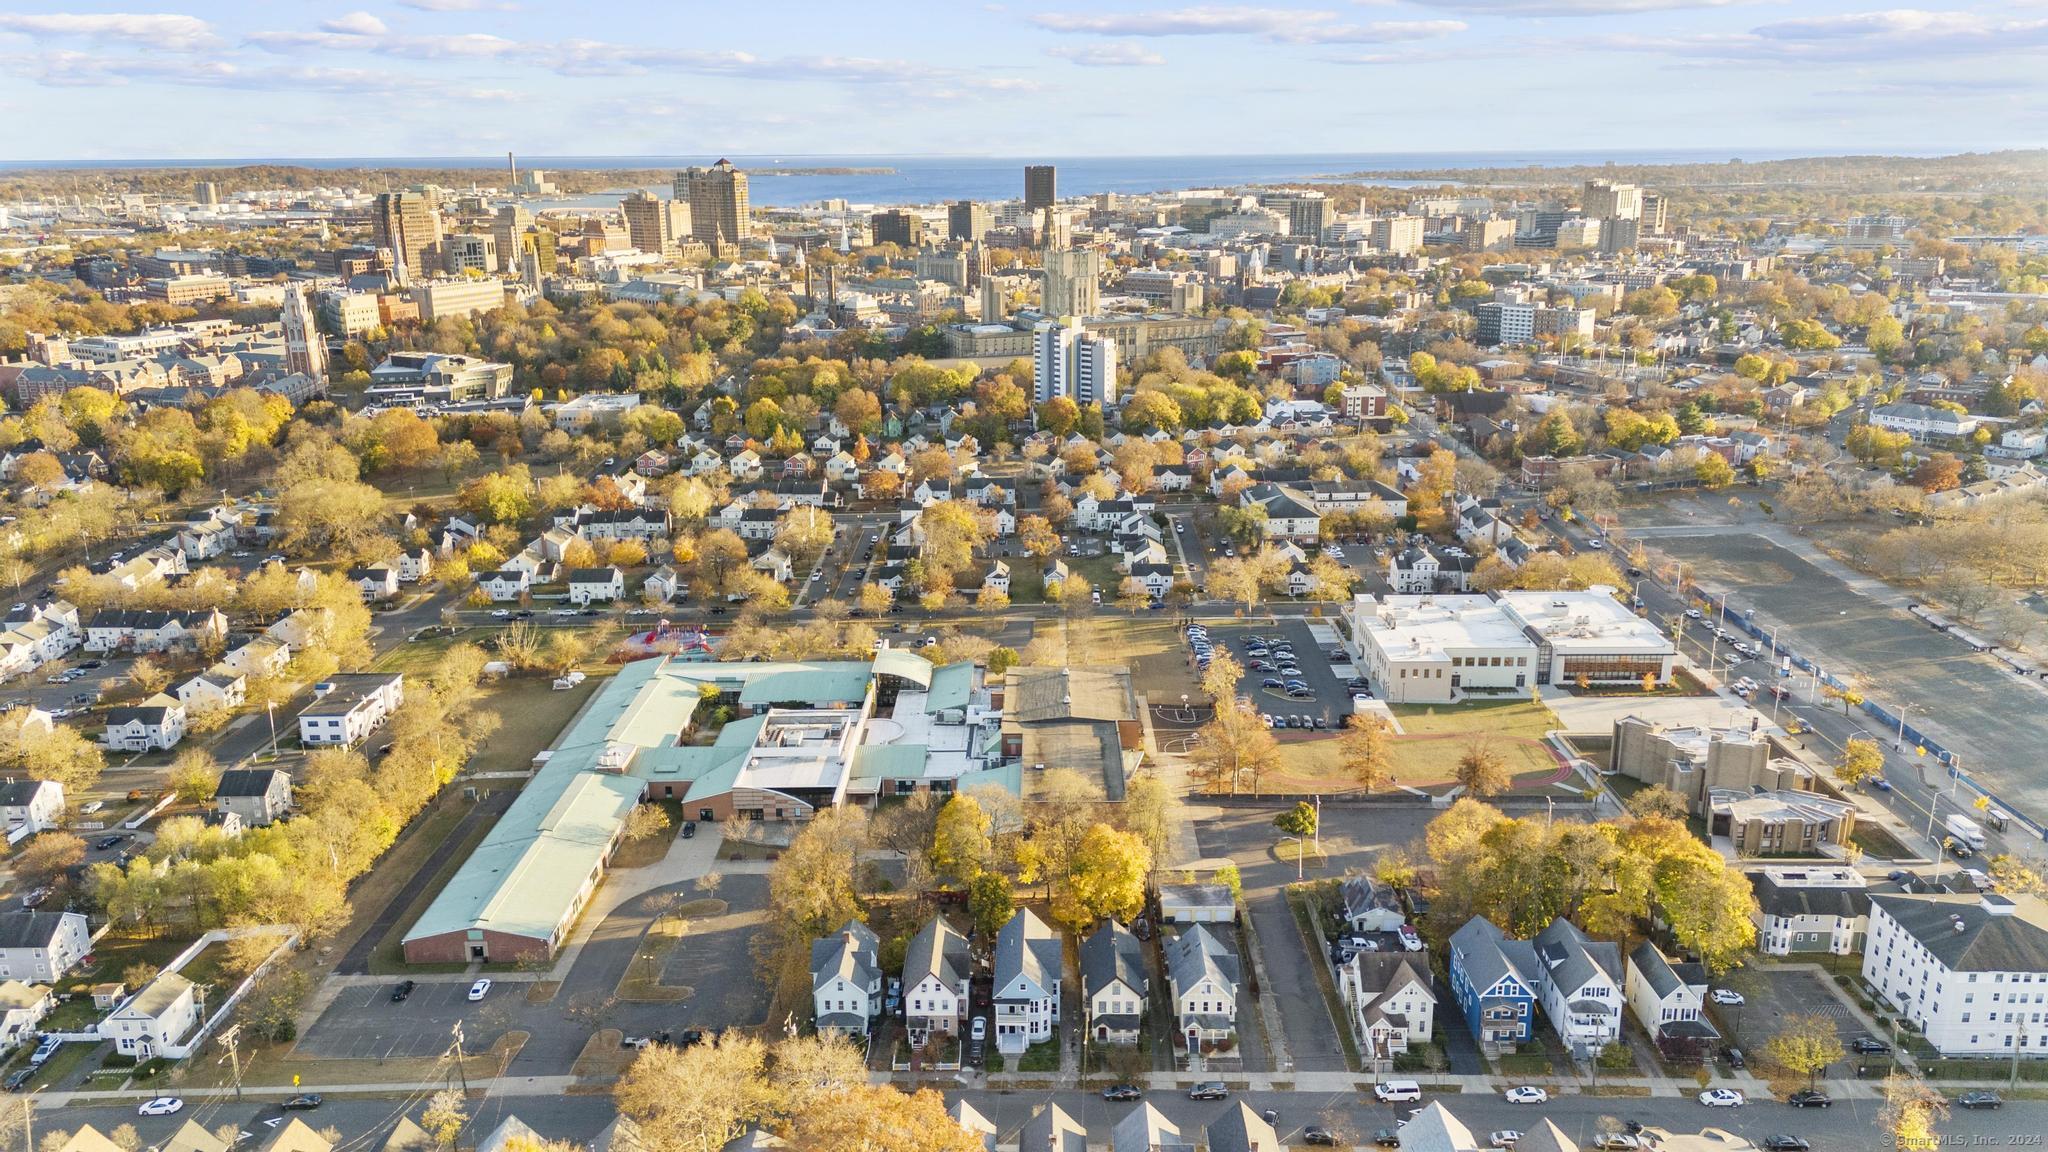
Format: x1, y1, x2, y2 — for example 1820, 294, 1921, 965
1689, 593, 2048, 847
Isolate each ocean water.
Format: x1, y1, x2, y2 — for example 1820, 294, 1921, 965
0, 150, 1836, 207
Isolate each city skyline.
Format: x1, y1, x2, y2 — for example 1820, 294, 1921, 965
0, 1, 2043, 161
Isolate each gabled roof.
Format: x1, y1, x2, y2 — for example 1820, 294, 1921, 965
1166, 924, 1239, 996
1450, 916, 1536, 998
810, 921, 881, 993
1081, 919, 1146, 1000
1206, 1104, 1280, 1152
904, 915, 969, 991
1628, 940, 1686, 1000
1872, 892, 2048, 972
994, 907, 1060, 1000
0, 910, 77, 950
1533, 916, 1623, 996
1020, 1104, 1087, 1152
214, 767, 288, 798
1113, 1104, 1193, 1152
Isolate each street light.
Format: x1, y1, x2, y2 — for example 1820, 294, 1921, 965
1280, 834, 1306, 880
263, 699, 277, 761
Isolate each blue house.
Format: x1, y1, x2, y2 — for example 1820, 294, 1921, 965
1448, 916, 1539, 1051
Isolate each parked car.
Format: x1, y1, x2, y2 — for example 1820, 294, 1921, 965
28, 1037, 59, 1067
1786, 1090, 1830, 1108
1188, 1082, 1229, 1101
467, 978, 491, 1001
137, 1098, 184, 1117
1490, 1133, 1523, 1149
94, 835, 123, 851
1697, 1090, 1745, 1107
1759, 1138, 1809, 1152
1372, 1130, 1401, 1148
1304, 1129, 1338, 1147
2, 1069, 31, 1092
1710, 988, 1745, 1005
282, 1095, 323, 1111
969, 1017, 987, 1041
1957, 1091, 2003, 1109
1850, 1036, 1890, 1054
1504, 1087, 1548, 1105
392, 980, 416, 1002
1590, 1137, 1640, 1151
681, 821, 697, 839
1721, 1046, 1745, 1069
1101, 1085, 1142, 1102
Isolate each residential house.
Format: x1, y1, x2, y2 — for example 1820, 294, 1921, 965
728, 449, 763, 481
1338, 953, 1435, 1061
567, 567, 625, 606
103, 971, 201, 1058
263, 607, 329, 653
348, 566, 400, 603
102, 699, 186, 752
993, 908, 1061, 1054
0, 910, 90, 981
1624, 941, 1717, 1061
643, 566, 685, 604
1340, 875, 1407, 933
221, 637, 290, 679
84, 608, 226, 654
1165, 924, 1240, 1049
810, 921, 882, 1038
213, 768, 293, 827
1530, 917, 1624, 1058
0, 980, 51, 1050
1205, 1106, 1279, 1152
1019, 1105, 1087, 1152
1389, 545, 1474, 594
1081, 919, 1147, 1045
394, 549, 434, 583
952, 1102, 997, 1152
174, 517, 235, 561
1751, 866, 1871, 956
903, 916, 972, 1039
296, 673, 404, 747
573, 509, 671, 542
174, 665, 246, 713
1112, 1105, 1193, 1152
0, 779, 64, 835
1447, 916, 1538, 1051
1123, 564, 1175, 601
479, 569, 532, 602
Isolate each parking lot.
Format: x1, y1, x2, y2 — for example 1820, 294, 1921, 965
299, 979, 511, 1060
1714, 965, 1877, 1064
1187, 618, 1360, 730
658, 872, 773, 1030
3, 652, 133, 719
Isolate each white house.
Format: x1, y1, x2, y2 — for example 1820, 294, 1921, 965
394, 549, 434, 584
349, 567, 401, 603
103, 971, 201, 1058
0, 980, 52, 1050
1340, 875, 1407, 933
728, 449, 763, 481
567, 567, 625, 606
903, 916, 972, 1040
296, 673, 404, 747
220, 637, 290, 679
1165, 924, 1240, 1048
1863, 891, 2048, 1057
0, 780, 65, 835
642, 566, 685, 604
810, 921, 882, 1038
1339, 953, 1435, 1060
1869, 402, 1980, 442
101, 699, 186, 752
84, 609, 225, 654
993, 908, 1061, 1055
0, 911, 91, 982
175, 666, 246, 713
1530, 917, 1625, 1058
1081, 919, 1147, 1046
1624, 940, 1717, 1060
478, 569, 532, 602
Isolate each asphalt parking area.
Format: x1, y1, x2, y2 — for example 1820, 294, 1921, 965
661, 872, 773, 1030
1715, 966, 1871, 1056
298, 979, 507, 1060
1200, 619, 1353, 730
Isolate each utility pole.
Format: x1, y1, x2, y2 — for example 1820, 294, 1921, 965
450, 1021, 469, 1094
217, 1023, 245, 1100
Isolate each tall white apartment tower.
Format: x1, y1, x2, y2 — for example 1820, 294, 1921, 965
1033, 318, 1117, 408
281, 285, 327, 379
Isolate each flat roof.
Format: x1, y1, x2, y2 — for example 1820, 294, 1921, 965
1494, 587, 1675, 655
1350, 594, 1533, 661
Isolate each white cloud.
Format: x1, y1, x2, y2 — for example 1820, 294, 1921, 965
1030, 6, 1463, 44
396, 0, 521, 10
0, 12, 216, 51
1608, 7, 2048, 62
1399, 0, 1750, 14
1046, 42, 1168, 66
321, 12, 389, 37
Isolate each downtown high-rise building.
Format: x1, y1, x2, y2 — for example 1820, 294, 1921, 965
622, 190, 691, 256
1033, 317, 1116, 407
372, 190, 443, 284
948, 199, 992, 243
493, 204, 533, 275
281, 284, 327, 379
870, 209, 924, 248
1024, 165, 1057, 213
1262, 191, 1328, 241
673, 159, 749, 252
1582, 179, 1642, 221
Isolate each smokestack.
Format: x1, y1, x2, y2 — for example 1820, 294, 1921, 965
508, 151, 518, 189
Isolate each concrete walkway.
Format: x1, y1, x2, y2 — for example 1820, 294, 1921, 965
542, 824, 727, 981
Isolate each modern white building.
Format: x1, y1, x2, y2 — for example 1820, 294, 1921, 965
1863, 891, 2048, 1057
1345, 594, 1538, 704
1032, 318, 1117, 407
103, 971, 201, 1059
1493, 587, 1676, 687
296, 673, 405, 747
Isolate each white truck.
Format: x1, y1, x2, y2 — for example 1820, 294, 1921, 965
1945, 814, 1987, 851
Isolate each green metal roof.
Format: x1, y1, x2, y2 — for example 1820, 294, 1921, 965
738, 666, 871, 706
850, 743, 931, 782
924, 661, 975, 713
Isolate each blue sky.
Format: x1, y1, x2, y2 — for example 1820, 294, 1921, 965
0, 1, 2042, 161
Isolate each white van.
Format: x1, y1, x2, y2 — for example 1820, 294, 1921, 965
1374, 1080, 1422, 1103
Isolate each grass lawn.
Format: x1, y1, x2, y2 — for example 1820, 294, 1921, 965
1009, 564, 1047, 605
616, 900, 722, 1002
371, 631, 474, 674
1014, 1040, 1061, 1072
1850, 821, 1914, 861
1061, 617, 1201, 700
1388, 697, 1560, 739
611, 799, 686, 869
1268, 729, 1561, 793
468, 676, 601, 774
73, 933, 193, 994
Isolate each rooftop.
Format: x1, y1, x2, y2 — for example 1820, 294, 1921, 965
1350, 594, 1534, 661
1493, 586, 1675, 655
